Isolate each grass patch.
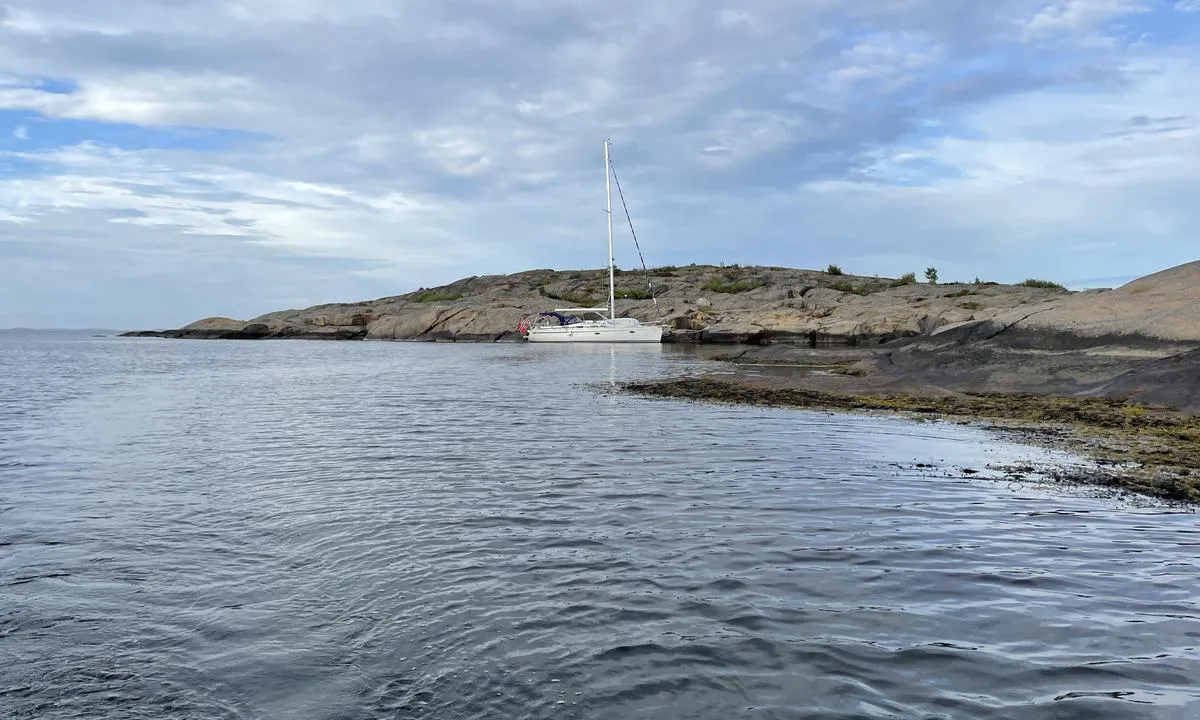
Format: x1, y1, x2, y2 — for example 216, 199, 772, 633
1021, 279, 1067, 291
831, 280, 871, 296
615, 287, 653, 300
890, 272, 917, 288
650, 265, 678, 277
959, 301, 984, 311
412, 291, 464, 303
1122, 404, 1149, 425
703, 277, 763, 294
943, 289, 977, 298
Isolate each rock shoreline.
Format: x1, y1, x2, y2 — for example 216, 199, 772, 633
609, 259, 1200, 504
619, 376, 1200, 505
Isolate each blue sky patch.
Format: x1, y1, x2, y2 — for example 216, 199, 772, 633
2, 75, 80, 95
1117, 2, 1200, 45
0, 109, 270, 154
872, 156, 964, 186
0, 153, 46, 179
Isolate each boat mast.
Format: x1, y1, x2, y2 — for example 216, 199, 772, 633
605, 138, 615, 322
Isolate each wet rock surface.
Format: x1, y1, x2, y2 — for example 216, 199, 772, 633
620, 375, 1200, 504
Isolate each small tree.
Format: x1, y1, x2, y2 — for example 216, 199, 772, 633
826, 264, 844, 276
925, 267, 938, 284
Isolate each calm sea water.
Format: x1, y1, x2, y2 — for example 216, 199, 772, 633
1, 333, 1198, 720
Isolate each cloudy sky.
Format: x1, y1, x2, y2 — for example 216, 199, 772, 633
1, 0, 1198, 328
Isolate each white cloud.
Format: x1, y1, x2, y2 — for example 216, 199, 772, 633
1176, 0, 1200, 11
1, 142, 455, 253
1021, 0, 1149, 42
0, 72, 265, 127
693, 109, 805, 167
0, 0, 1196, 326
826, 35, 941, 92
13, 125, 28, 139
715, 8, 762, 32
911, 57, 1199, 187
794, 54, 1200, 283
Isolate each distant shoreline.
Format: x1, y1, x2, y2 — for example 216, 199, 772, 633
1, 328, 118, 333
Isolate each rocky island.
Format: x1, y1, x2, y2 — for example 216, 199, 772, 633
124, 260, 1200, 503
121, 262, 1099, 343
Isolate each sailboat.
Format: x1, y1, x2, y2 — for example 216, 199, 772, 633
522, 139, 665, 343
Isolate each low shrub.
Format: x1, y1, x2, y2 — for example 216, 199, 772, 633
413, 291, 463, 303
832, 280, 870, 296
1020, 279, 1067, 291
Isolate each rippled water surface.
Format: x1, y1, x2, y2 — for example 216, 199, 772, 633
2, 333, 1198, 719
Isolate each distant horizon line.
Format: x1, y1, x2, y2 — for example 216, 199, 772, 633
0, 328, 120, 333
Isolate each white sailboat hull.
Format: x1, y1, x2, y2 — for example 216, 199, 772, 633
526, 321, 662, 343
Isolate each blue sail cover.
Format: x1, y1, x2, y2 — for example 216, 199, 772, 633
538, 311, 581, 326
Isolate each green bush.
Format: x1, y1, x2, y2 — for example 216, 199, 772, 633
615, 287, 652, 300
1020, 279, 1067, 291
826, 264, 844, 276
831, 280, 870, 295
890, 272, 917, 287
